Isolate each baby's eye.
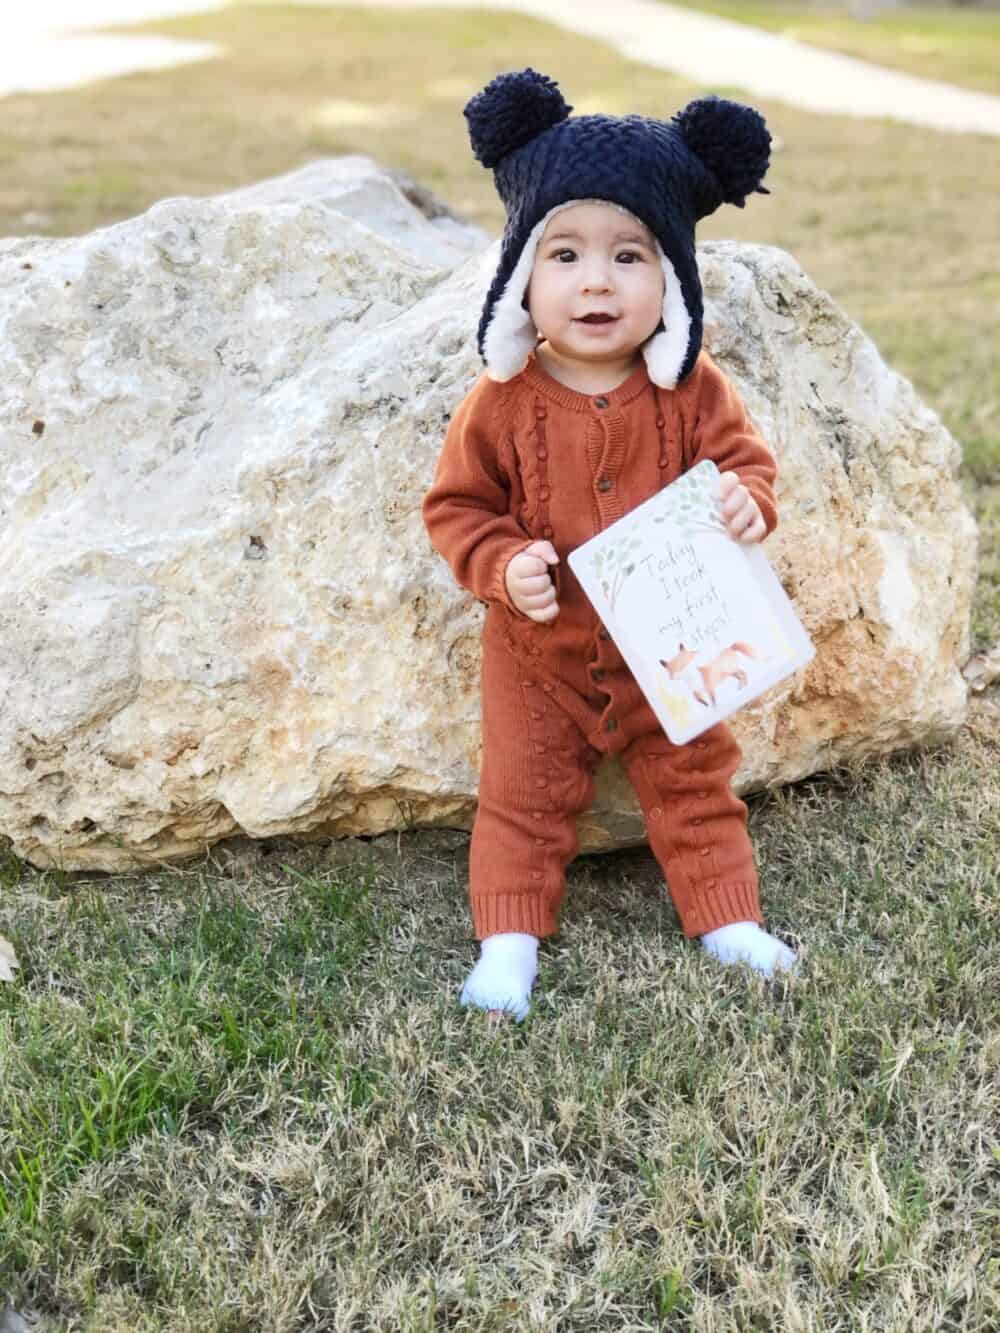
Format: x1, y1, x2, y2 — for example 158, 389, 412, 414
616, 250, 643, 263
553, 249, 577, 263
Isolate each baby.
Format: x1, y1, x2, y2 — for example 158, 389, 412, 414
423, 69, 798, 1023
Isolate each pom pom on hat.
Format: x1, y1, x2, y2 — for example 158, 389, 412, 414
464, 68, 572, 169
672, 95, 771, 208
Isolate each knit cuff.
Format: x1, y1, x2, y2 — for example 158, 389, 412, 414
677, 880, 763, 938
471, 891, 560, 939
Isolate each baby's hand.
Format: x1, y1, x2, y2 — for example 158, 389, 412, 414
719, 471, 766, 543
505, 541, 559, 622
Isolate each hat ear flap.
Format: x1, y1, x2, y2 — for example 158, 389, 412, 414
673, 96, 771, 212
464, 68, 572, 169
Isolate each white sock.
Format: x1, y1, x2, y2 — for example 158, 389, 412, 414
460, 932, 539, 1022
701, 921, 798, 977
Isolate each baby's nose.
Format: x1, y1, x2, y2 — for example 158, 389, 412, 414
581, 262, 613, 291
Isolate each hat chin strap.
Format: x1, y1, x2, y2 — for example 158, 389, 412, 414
641, 254, 691, 391
482, 199, 692, 389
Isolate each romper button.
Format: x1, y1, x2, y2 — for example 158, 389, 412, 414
532, 812, 543, 820
531, 871, 543, 881
538, 448, 548, 460
536, 406, 547, 419
543, 683, 554, 693
650, 806, 662, 819
535, 778, 547, 788
531, 711, 543, 721
692, 818, 703, 827
531, 646, 541, 656
700, 847, 711, 857
655, 415, 665, 429
658, 457, 668, 468
535, 837, 545, 846
543, 525, 553, 538
597, 478, 612, 493
605, 719, 618, 732
594, 396, 609, 409
540, 487, 550, 501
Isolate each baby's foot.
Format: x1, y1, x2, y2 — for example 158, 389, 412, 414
460, 932, 538, 1022
700, 921, 798, 977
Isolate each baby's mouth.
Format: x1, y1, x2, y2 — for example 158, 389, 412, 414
576, 313, 618, 324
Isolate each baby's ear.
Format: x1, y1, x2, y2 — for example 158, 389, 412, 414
672, 96, 771, 210
465, 68, 572, 169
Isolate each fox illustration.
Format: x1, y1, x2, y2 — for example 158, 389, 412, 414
659, 641, 765, 707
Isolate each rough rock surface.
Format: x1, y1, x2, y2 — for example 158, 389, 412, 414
0, 158, 977, 871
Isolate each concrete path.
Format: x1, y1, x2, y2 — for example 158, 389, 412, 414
3, 3, 226, 95
4, 0, 1000, 138
303, 0, 1000, 136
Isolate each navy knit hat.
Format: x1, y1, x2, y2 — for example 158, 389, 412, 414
464, 69, 772, 389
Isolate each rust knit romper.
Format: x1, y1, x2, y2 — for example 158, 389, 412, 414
423, 349, 780, 942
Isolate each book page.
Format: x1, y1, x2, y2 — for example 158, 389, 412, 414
567, 460, 814, 744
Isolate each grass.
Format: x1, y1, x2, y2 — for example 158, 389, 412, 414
2, 736, 998, 1328
1, 3, 998, 1328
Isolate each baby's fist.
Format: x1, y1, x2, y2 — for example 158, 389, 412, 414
719, 471, 766, 544
505, 541, 559, 622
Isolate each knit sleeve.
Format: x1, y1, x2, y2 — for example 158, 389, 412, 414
685, 353, 779, 538
422, 376, 536, 610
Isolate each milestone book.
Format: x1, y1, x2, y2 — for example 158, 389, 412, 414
567, 459, 815, 745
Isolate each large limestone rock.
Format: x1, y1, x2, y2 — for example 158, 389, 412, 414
0, 158, 977, 872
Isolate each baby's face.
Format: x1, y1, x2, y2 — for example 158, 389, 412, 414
525, 202, 664, 368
